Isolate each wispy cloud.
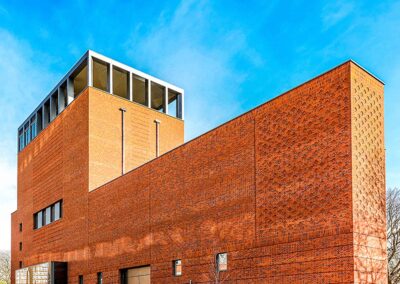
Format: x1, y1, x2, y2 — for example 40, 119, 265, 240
124, 0, 263, 140
322, 1, 355, 29
0, 28, 58, 250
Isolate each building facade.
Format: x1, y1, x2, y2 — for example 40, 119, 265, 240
11, 52, 387, 283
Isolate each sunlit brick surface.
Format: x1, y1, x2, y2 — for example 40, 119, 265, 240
11, 62, 387, 283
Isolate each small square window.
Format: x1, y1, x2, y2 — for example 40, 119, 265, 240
173, 259, 182, 276
216, 253, 227, 272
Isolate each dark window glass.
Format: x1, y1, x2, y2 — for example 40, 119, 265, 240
79, 275, 83, 284
217, 253, 228, 272
132, 74, 147, 106
97, 272, 103, 284
93, 59, 109, 92
151, 82, 166, 112
19, 261, 22, 268
18, 130, 24, 151
19, 223, 22, 232
113, 67, 129, 99
19, 242, 22, 251
173, 259, 182, 276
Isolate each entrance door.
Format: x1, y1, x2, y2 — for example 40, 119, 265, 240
121, 266, 150, 284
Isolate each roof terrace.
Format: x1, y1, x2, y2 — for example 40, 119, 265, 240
17, 50, 184, 152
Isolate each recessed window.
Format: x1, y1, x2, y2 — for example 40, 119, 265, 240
19, 242, 22, 251
19, 223, 22, 232
24, 123, 30, 146
43, 99, 50, 127
168, 89, 181, 118
92, 58, 109, 92
33, 200, 63, 229
173, 259, 182, 276
18, 129, 24, 151
79, 275, 83, 284
113, 66, 129, 99
216, 253, 227, 272
19, 261, 22, 268
151, 82, 166, 112
132, 74, 147, 106
36, 108, 43, 134
97, 272, 103, 284
71, 60, 88, 97
30, 116, 37, 140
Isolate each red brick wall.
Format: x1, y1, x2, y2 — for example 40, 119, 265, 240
11, 61, 387, 283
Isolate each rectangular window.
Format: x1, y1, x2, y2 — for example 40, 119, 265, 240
19, 223, 22, 232
19, 242, 22, 251
168, 89, 181, 118
92, 58, 109, 92
173, 259, 182, 276
30, 116, 37, 139
36, 108, 43, 134
217, 253, 227, 272
72, 59, 88, 97
97, 272, 103, 284
151, 82, 166, 112
44, 99, 50, 127
37, 211, 43, 229
132, 74, 147, 106
45, 207, 51, 225
18, 129, 24, 151
113, 66, 129, 99
24, 123, 30, 146
19, 261, 22, 269
54, 201, 62, 221
79, 275, 83, 284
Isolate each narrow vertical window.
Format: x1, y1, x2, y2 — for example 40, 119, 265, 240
151, 82, 166, 112
54, 201, 62, 221
37, 211, 43, 229
19, 261, 22, 268
97, 272, 103, 284
19, 242, 22, 251
30, 116, 37, 139
45, 207, 51, 225
79, 275, 83, 284
19, 223, 22, 232
92, 58, 109, 92
113, 66, 129, 99
18, 129, 24, 151
216, 253, 228, 272
173, 259, 182, 276
132, 74, 148, 106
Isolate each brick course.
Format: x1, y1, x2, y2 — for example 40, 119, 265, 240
11, 61, 387, 283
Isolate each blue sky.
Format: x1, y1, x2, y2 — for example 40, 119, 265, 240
0, 0, 399, 250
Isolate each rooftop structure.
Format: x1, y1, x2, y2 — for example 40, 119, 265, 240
17, 50, 184, 152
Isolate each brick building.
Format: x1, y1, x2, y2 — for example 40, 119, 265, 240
11, 51, 387, 283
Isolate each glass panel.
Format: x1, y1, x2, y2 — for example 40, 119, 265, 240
113, 67, 129, 99
97, 272, 103, 284
72, 60, 88, 96
93, 59, 109, 92
45, 207, 51, 225
18, 129, 24, 151
168, 90, 180, 118
217, 253, 227, 271
132, 74, 147, 106
174, 260, 182, 276
54, 201, 61, 221
151, 82, 165, 112
37, 211, 43, 229
36, 108, 43, 133
30, 117, 37, 139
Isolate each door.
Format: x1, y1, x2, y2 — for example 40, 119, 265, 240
121, 266, 150, 284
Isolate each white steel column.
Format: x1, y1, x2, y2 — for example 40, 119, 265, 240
147, 80, 152, 108
87, 55, 93, 87
109, 64, 113, 94
164, 87, 169, 114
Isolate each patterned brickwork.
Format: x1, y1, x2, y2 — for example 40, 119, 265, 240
351, 64, 387, 283
11, 62, 387, 283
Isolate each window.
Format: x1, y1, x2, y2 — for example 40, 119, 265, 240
132, 74, 147, 106
36, 108, 43, 134
18, 129, 24, 151
19, 261, 22, 269
71, 60, 88, 97
216, 253, 227, 272
151, 82, 166, 112
19, 223, 22, 232
30, 116, 37, 140
92, 58, 109, 92
43, 100, 50, 127
97, 272, 103, 284
24, 123, 30, 146
173, 259, 182, 276
33, 200, 63, 229
168, 89, 181, 118
79, 275, 83, 284
45, 207, 51, 225
113, 66, 129, 99
19, 242, 22, 251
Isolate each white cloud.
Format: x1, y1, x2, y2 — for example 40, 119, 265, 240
322, 1, 354, 29
124, 0, 261, 140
